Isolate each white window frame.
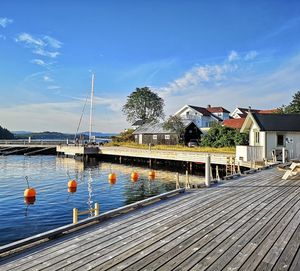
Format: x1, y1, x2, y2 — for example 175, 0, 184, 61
153, 135, 157, 140
165, 134, 170, 140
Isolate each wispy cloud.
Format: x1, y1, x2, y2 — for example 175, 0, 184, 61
31, 59, 48, 67
0, 17, 13, 28
244, 50, 258, 60
43, 35, 62, 49
34, 48, 59, 58
43, 75, 53, 82
16, 32, 62, 59
228, 50, 239, 62
47, 85, 60, 90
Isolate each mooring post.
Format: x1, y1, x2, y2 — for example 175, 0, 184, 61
94, 203, 99, 216
282, 147, 286, 163
73, 208, 78, 224
185, 170, 190, 189
175, 172, 180, 189
205, 155, 211, 187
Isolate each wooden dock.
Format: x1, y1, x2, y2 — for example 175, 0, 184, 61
1, 167, 300, 270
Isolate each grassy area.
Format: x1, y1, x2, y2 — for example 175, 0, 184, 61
105, 141, 235, 154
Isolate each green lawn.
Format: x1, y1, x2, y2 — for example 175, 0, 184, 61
105, 141, 235, 154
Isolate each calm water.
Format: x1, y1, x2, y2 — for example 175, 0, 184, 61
0, 155, 180, 246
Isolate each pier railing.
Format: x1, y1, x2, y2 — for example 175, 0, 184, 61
236, 145, 264, 162
0, 139, 68, 146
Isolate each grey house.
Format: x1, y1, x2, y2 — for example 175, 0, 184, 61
133, 120, 202, 145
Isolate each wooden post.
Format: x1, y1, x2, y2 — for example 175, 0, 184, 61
216, 165, 220, 182
119, 156, 122, 164
237, 162, 241, 174
185, 170, 190, 189
73, 208, 78, 224
282, 147, 286, 163
210, 165, 213, 181
205, 155, 211, 187
149, 159, 152, 168
189, 162, 193, 173
175, 173, 180, 189
94, 203, 99, 216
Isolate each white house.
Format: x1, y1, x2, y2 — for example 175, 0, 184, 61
206, 105, 230, 120
173, 105, 223, 128
236, 112, 300, 162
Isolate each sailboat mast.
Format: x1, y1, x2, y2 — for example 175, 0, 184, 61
89, 73, 95, 142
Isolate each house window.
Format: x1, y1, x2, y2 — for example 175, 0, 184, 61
277, 134, 284, 146
165, 135, 170, 140
254, 131, 260, 144
153, 135, 157, 140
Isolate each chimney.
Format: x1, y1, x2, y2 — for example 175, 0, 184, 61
207, 104, 211, 108
248, 106, 251, 113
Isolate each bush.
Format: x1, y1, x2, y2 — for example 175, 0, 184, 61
111, 129, 134, 143
201, 123, 248, 147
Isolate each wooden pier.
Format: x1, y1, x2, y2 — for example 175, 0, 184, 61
1, 167, 300, 270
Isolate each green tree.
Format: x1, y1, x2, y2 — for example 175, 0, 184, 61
122, 87, 164, 124
112, 129, 135, 142
278, 90, 300, 113
163, 115, 185, 143
0, 125, 14, 139
201, 123, 248, 147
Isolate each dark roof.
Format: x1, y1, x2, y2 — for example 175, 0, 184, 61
188, 105, 211, 116
133, 120, 199, 135
252, 113, 300, 131
237, 108, 260, 118
188, 105, 222, 121
132, 120, 145, 126
206, 106, 230, 113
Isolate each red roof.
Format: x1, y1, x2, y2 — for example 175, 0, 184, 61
258, 109, 279, 114
222, 118, 245, 129
206, 106, 230, 113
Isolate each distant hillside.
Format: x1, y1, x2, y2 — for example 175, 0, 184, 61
0, 125, 14, 139
14, 131, 117, 140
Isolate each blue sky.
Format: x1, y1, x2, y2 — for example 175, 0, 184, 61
1, 0, 300, 133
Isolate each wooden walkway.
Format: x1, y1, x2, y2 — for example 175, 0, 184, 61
1, 168, 300, 270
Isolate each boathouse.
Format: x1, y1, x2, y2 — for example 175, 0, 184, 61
236, 112, 300, 162
133, 121, 202, 145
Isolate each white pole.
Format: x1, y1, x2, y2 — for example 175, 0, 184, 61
89, 73, 95, 142
282, 147, 286, 163
205, 155, 211, 187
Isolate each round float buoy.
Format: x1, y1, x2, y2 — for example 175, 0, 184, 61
24, 187, 36, 197
108, 173, 117, 185
148, 170, 156, 178
131, 171, 139, 182
68, 179, 77, 189
68, 187, 77, 193
24, 196, 36, 205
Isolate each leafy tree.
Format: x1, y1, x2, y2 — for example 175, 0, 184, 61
122, 87, 164, 124
0, 125, 14, 139
201, 123, 248, 147
163, 115, 185, 143
278, 90, 300, 113
112, 129, 134, 142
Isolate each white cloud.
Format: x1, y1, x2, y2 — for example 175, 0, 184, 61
43, 75, 53, 82
47, 85, 60, 90
34, 48, 60, 58
31, 59, 48, 67
0, 17, 13, 28
228, 50, 239, 62
43, 35, 62, 49
16, 33, 45, 47
245, 50, 258, 60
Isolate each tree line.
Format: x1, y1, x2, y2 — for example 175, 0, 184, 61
0, 125, 14, 139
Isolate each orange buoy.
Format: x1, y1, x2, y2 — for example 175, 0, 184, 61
24, 187, 36, 197
108, 173, 117, 185
68, 187, 77, 193
24, 196, 36, 205
68, 179, 77, 189
148, 170, 156, 178
131, 171, 139, 182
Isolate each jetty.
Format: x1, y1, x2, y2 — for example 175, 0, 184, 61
1, 167, 300, 270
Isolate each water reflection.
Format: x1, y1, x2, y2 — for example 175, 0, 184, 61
0, 155, 206, 245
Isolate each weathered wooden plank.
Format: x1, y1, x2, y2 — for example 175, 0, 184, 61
70, 174, 288, 270
115, 183, 296, 271
272, 224, 300, 270
201, 186, 300, 271
289, 246, 300, 271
